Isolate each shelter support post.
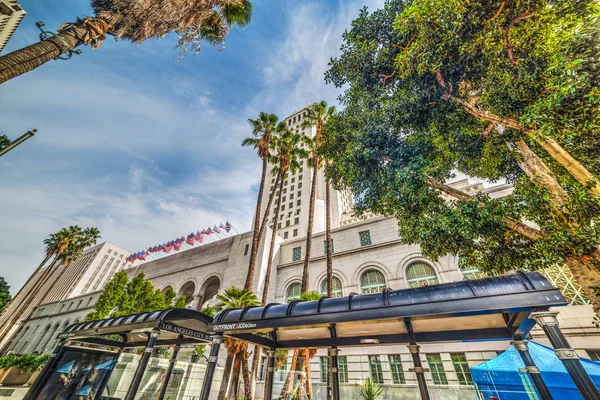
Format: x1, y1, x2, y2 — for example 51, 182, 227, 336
407, 343, 430, 400
200, 334, 223, 400
511, 339, 553, 400
531, 311, 600, 400
24, 337, 67, 400
328, 347, 341, 400
125, 329, 160, 400
158, 340, 181, 400
264, 348, 276, 400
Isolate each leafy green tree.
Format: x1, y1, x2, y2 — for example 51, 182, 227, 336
242, 112, 281, 290
215, 287, 261, 400
324, 0, 600, 315
85, 271, 186, 321
0, 278, 11, 312
0, 0, 252, 84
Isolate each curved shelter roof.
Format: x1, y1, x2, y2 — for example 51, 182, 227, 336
62, 308, 213, 348
210, 271, 566, 349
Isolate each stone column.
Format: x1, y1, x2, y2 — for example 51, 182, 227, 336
531, 311, 600, 400
511, 339, 553, 400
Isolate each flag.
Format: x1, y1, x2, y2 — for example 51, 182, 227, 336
219, 222, 226, 231
173, 241, 182, 251
201, 229, 207, 235
164, 243, 173, 253
197, 234, 204, 244
225, 221, 232, 232
186, 233, 195, 246
147, 247, 153, 253
206, 227, 213, 235
137, 252, 147, 261
213, 224, 220, 233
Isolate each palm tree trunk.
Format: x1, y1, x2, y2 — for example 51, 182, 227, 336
0, 253, 51, 320
325, 179, 333, 297
245, 156, 269, 290
0, 26, 88, 84
217, 353, 234, 400
241, 347, 253, 400
302, 157, 319, 292
280, 349, 300, 399
257, 173, 282, 246
230, 354, 242, 399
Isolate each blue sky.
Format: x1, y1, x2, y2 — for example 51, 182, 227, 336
0, 0, 384, 293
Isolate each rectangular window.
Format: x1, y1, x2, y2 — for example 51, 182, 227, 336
286, 220, 290, 227
283, 196, 286, 202
292, 178, 295, 183
299, 175, 303, 181
388, 355, 406, 384
451, 353, 472, 385
289, 202, 293, 209
298, 191, 301, 197
298, 183, 302, 189
244, 244, 249, 256
426, 354, 448, 385
369, 355, 384, 384
359, 230, 372, 246
290, 194, 294, 200
284, 232, 289, 239
320, 357, 329, 383
295, 217, 299, 224
339, 356, 348, 383
281, 205, 285, 211
280, 215, 284, 220
297, 200, 301, 206
292, 247, 301, 261
278, 223, 281, 229
258, 356, 267, 381
285, 180, 288, 185
293, 229, 298, 237
323, 239, 334, 253
291, 185, 294, 191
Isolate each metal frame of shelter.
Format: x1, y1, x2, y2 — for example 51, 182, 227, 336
24, 272, 600, 400
24, 308, 221, 400
210, 272, 600, 400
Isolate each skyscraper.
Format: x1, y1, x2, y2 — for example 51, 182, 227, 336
0, 0, 25, 53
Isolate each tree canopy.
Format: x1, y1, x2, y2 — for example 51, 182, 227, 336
85, 271, 186, 321
0, 277, 11, 312
323, 0, 600, 314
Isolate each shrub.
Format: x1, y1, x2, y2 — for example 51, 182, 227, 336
0, 354, 49, 372
358, 378, 382, 400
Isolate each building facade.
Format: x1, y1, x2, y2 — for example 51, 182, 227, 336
0, 241, 130, 352
0, 0, 25, 53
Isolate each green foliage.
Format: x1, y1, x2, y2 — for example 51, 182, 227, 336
299, 291, 321, 301
0, 277, 11, 312
0, 135, 10, 150
215, 287, 261, 312
324, 0, 600, 280
85, 271, 186, 321
201, 305, 217, 318
0, 354, 49, 372
358, 378, 382, 400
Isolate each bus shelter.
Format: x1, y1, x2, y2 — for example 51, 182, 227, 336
24, 308, 220, 400
210, 272, 600, 400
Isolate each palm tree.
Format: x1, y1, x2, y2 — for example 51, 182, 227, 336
215, 287, 261, 400
0, 0, 252, 84
0, 226, 86, 352
242, 112, 280, 291
248, 127, 308, 396
300, 101, 336, 293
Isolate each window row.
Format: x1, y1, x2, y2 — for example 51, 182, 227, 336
285, 263, 441, 302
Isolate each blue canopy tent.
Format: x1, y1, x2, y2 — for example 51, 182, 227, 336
471, 342, 600, 399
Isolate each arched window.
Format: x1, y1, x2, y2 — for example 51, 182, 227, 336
458, 258, 486, 280
360, 269, 386, 294
285, 283, 301, 303
406, 262, 439, 288
320, 277, 343, 298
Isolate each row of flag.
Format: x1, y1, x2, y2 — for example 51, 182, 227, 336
126, 221, 232, 263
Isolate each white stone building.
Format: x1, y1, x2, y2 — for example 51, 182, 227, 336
0, 0, 25, 53
0, 241, 131, 352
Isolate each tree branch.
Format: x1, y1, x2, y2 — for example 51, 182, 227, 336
488, 2, 506, 22
499, 11, 537, 67
391, 34, 416, 52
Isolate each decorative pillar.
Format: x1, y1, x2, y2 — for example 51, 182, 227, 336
531, 311, 600, 400
329, 347, 341, 400
511, 339, 553, 400
158, 343, 181, 400
200, 334, 223, 400
124, 330, 160, 400
24, 337, 67, 400
264, 348, 276, 400
407, 343, 430, 400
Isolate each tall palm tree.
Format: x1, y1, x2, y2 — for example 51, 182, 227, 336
248, 128, 308, 395
0, 226, 85, 352
0, 0, 252, 84
242, 112, 280, 291
215, 287, 261, 400
300, 101, 336, 293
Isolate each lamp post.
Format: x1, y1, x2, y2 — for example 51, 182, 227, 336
0, 129, 37, 158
